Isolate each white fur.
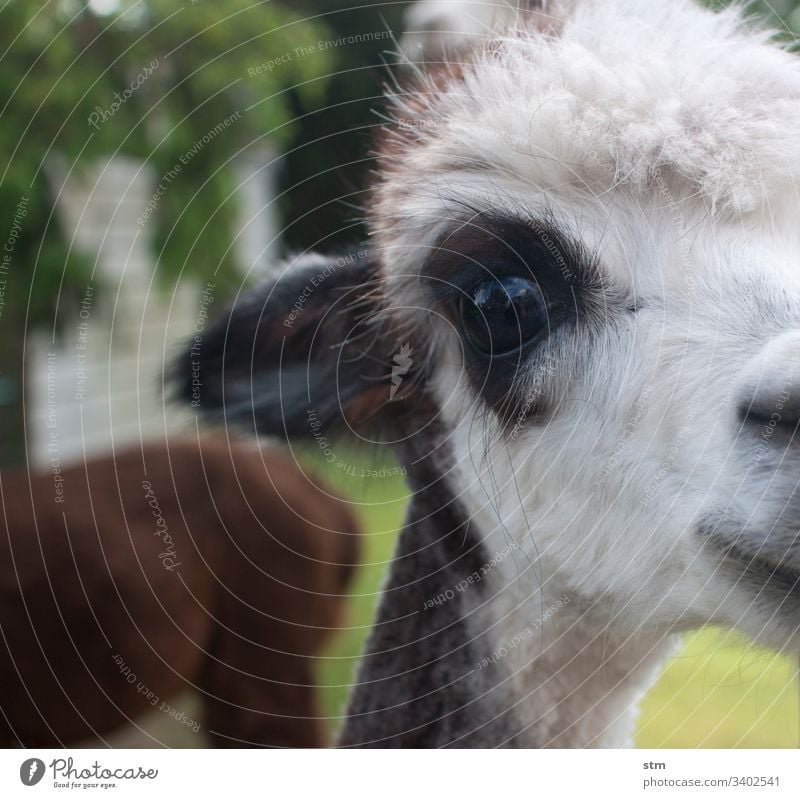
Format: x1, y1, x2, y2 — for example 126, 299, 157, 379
367, 0, 800, 745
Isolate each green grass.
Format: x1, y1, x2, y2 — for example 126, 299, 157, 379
636, 630, 798, 748
303, 449, 799, 748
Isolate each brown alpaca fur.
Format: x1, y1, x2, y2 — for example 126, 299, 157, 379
0, 437, 360, 748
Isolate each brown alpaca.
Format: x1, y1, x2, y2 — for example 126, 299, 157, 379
0, 437, 360, 748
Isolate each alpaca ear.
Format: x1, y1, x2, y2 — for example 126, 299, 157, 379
172, 250, 407, 439
402, 0, 564, 58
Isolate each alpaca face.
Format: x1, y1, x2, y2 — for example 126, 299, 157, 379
374, 193, 800, 648
373, 0, 800, 646
180, 0, 800, 652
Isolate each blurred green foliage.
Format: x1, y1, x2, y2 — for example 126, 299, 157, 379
2, 0, 800, 323
0, 0, 333, 305
742, 0, 800, 32
278, 1, 410, 252
0, 0, 334, 464
1, 0, 799, 466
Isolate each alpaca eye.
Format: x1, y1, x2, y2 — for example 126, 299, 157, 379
459, 276, 549, 356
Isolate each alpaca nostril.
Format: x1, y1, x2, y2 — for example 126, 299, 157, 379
737, 395, 800, 434
735, 331, 800, 437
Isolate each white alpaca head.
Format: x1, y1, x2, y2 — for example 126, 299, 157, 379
182, 0, 800, 655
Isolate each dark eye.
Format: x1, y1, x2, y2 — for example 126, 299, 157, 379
459, 276, 549, 356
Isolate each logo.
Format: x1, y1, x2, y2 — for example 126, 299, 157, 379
19, 758, 45, 786
389, 342, 413, 399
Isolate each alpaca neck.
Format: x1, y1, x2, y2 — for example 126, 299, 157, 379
338, 484, 675, 747
338, 427, 674, 748
477, 591, 676, 747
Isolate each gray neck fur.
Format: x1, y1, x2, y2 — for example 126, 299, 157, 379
338, 431, 673, 748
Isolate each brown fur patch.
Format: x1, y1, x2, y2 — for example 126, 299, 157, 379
0, 437, 360, 748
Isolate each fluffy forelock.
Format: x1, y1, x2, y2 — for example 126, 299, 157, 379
374, 0, 800, 240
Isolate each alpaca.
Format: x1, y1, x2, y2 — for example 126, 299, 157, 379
176, 0, 800, 747
401, 0, 536, 56
0, 436, 360, 748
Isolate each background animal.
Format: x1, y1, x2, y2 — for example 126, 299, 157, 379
401, 0, 537, 56
178, 0, 800, 747
0, 436, 360, 748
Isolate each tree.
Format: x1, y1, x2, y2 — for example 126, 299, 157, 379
0, 0, 334, 465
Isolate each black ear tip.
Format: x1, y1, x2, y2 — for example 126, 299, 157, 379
168, 333, 222, 417
166, 247, 385, 436
168, 292, 243, 417
166, 283, 287, 429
